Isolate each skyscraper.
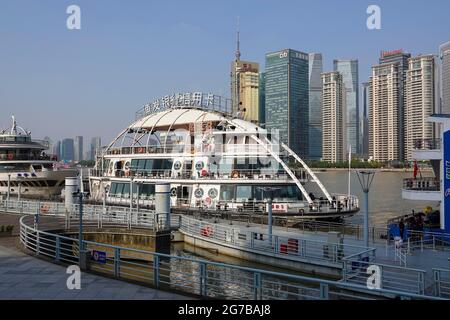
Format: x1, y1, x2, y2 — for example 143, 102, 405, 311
333, 59, 359, 155
259, 72, 266, 125
52, 140, 61, 160
90, 137, 102, 160
379, 49, 411, 160
61, 138, 74, 162
405, 54, 438, 160
74, 136, 84, 162
369, 63, 402, 162
230, 21, 260, 123
361, 82, 370, 158
322, 72, 345, 163
308, 53, 323, 160
265, 49, 309, 156
440, 41, 450, 114
231, 61, 260, 122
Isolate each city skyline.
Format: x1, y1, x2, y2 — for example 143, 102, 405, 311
1, 0, 449, 145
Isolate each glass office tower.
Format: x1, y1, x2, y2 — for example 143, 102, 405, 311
308, 53, 323, 160
333, 59, 359, 155
265, 49, 309, 157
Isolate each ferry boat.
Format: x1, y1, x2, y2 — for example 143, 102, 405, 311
89, 92, 360, 219
0, 117, 77, 199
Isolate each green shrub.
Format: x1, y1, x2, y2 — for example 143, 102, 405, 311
6, 225, 13, 232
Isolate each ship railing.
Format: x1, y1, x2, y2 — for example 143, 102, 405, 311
105, 144, 277, 156
19, 215, 441, 300
433, 268, 450, 298
89, 168, 310, 181
342, 253, 427, 295
402, 177, 440, 192
413, 138, 441, 151
179, 215, 375, 268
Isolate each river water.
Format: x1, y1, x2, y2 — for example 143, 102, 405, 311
307, 170, 439, 226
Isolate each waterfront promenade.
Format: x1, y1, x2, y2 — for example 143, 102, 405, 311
0, 213, 190, 300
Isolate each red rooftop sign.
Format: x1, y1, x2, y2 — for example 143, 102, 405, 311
381, 49, 404, 58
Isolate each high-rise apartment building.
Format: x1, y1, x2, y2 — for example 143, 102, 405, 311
322, 71, 345, 163
308, 53, 323, 160
440, 41, 450, 114
368, 63, 402, 162
379, 49, 411, 160
265, 49, 309, 156
74, 136, 84, 162
52, 140, 61, 160
405, 54, 439, 160
361, 82, 370, 158
333, 59, 359, 155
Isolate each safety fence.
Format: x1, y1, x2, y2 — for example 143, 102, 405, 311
179, 215, 376, 268
19, 215, 442, 300
433, 269, 450, 298
342, 252, 426, 295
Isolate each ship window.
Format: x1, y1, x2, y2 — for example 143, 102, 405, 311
109, 183, 118, 196
220, 185, 235, 201
145, 159, 154, 170
236, 185, 252, 201
272, 185, 302, 201
254, 187, 264, 201
116, 183, 125, 197
122, 183, 130, 197
131, 159, 139, 170
162, 159, 173, 170
141, 184, 155, 197
138, 160, 146, 170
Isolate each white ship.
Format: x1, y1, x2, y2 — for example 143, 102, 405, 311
0, 116, 77, 199
89, 92, 359, 219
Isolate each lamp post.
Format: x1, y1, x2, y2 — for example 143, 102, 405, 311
6, 173, 11, 202
257, 187, 280, 246
73, 189, 88, 268
356, 170, 375, 248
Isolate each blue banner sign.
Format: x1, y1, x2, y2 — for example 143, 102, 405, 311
444, 130, 450, 232
91, 250, 107, 264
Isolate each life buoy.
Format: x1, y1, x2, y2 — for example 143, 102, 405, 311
200, 225, 213, 237
231, 170, 239, 179
137, 147, 145, 154
7, 153, 14, 160
40, 203, 50, 214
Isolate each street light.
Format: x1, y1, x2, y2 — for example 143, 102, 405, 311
356, 170, 376, 248
256, 187, 280, 245
73, 189, 89, 268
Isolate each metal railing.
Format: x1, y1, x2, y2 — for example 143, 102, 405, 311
406, 231, 450, 254
413, 138, 441, 151
433, 268, 450, 298
89, 168, 309, 181
342, 254, 426, 295
403, 177, 440, 192
179, 215, 375, 268
0, 199, 179, 231
19, 215, 441, 300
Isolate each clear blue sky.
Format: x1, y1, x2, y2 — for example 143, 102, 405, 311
1, 0, 449, 146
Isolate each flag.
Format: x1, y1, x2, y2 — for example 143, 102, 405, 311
413, 161, 418, 179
